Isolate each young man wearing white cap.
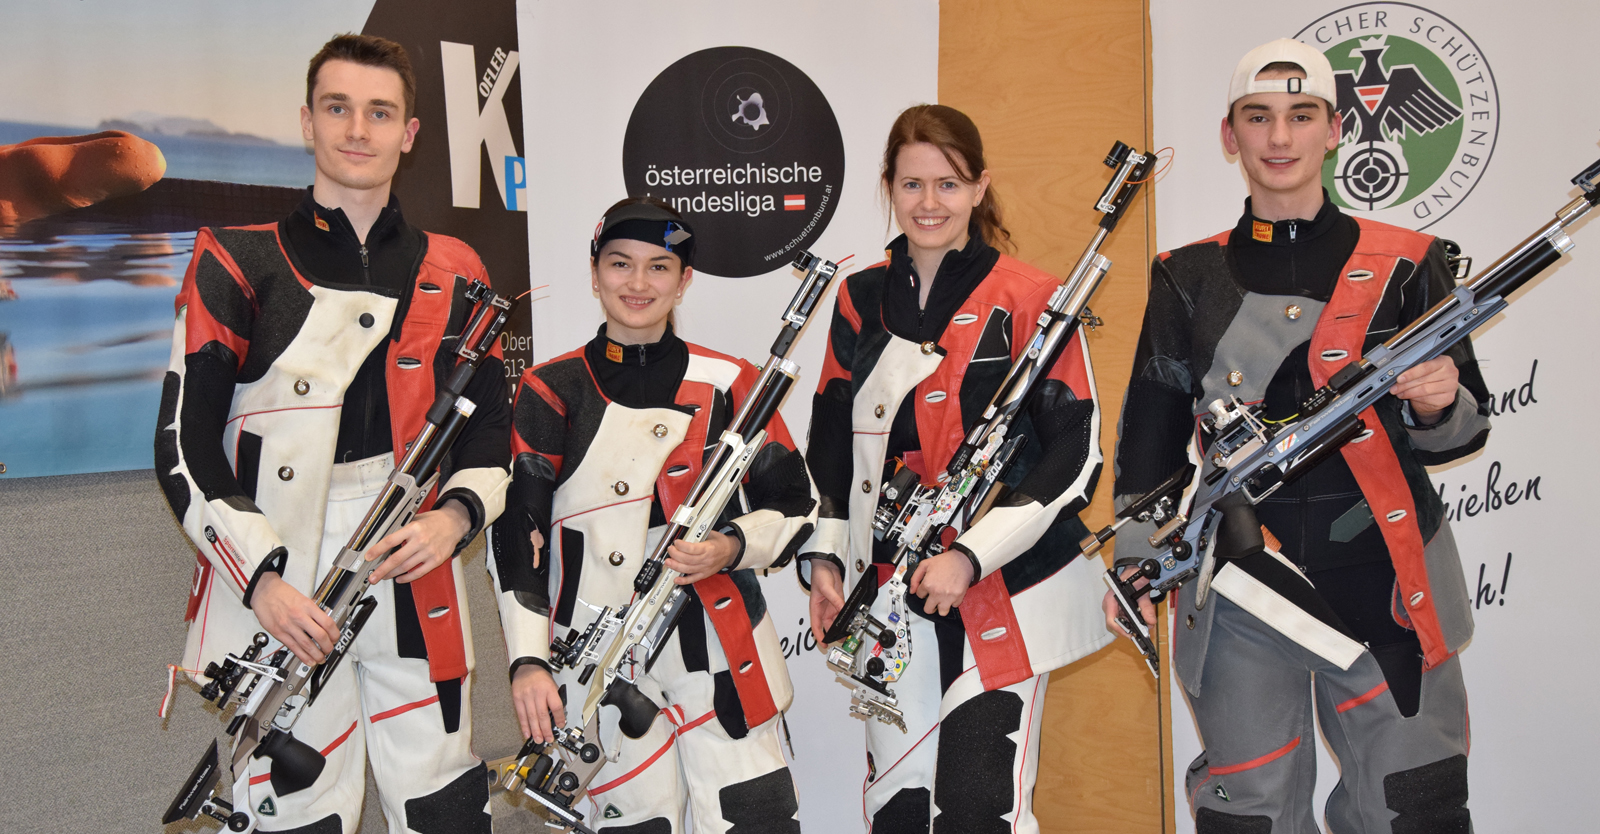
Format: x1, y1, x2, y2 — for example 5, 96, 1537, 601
1104, 38, 1491, 832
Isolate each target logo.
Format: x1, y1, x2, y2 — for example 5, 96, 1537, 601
1297, 4, 1498, 229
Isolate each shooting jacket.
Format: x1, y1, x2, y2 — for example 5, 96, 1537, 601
493, 340, 817, 733
1114, 212, 1492, 696
157, 218, 510, 684
802, 244, 1113, 693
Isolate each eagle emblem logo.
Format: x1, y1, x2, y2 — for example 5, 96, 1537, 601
1331, 35, 1462, 211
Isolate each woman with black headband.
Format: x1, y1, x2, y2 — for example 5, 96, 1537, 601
798, 105, 1112, 833
487, 196, 817, 832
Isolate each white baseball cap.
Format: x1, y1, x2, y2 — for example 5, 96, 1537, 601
1228, 38, 1337, 111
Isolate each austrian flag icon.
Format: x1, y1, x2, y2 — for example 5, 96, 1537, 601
784, 194, 805, 211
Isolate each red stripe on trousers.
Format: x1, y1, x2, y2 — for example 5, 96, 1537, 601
1336, 680, 1391, 713
1209, 736, 1301, 775
370, 694, 438, 723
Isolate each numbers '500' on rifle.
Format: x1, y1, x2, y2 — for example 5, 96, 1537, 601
499, 252, 840, 834
163, 280, 516, 833
1096, 154, 1600, 679
819, 141, 1153, 732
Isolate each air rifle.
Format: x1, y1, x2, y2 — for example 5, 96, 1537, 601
1098, 154, 1600, 678
500, 251, 840, 834
163, 280, 515, 832
820, 141, 1153, 730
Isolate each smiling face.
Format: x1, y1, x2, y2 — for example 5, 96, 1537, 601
300, 59, 420, 198
1222, 67, 1340, 220
592, 238, 692, 344
889, 141, 991, 265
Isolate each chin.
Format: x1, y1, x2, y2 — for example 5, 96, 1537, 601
907, 229, 958, 251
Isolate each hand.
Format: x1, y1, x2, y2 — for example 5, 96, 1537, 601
511, 664, 567, 744
1101, 565, 1157, 638
808, 559, 846, 645
665, 530, 740, 584
528, 528, 545, 569
368, 500, 472, 584
1390, 356, 1459, 425
252, 571, 340, 665
908, 550, 975, 616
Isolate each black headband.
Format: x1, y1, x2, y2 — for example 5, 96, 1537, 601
591, 203, 695, 268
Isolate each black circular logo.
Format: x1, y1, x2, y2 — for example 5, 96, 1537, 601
623, 47, 845, 278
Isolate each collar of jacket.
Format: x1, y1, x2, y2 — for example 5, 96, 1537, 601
882, 222, 1001, 343
294, 187, 404, 249
1234, 189, 1342, 247
586, 322, 685, 367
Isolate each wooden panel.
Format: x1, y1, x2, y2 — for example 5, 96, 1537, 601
940, 1, 1169, 831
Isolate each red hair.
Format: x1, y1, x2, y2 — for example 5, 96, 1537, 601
882, 104, 1013, 251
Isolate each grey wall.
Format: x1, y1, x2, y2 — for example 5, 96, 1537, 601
0, 470, 541, 833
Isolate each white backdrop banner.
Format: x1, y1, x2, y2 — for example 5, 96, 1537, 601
1151, 1, 1600, 831
516, 1, 939, 829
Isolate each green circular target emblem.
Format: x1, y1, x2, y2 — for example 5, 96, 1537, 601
1296, 3, 1498, 229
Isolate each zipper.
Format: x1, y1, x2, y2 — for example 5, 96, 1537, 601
360, 245, 370, 283
1288, 220, 1298, 243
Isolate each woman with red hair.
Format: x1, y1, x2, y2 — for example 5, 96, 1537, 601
800, 104, 1113, 832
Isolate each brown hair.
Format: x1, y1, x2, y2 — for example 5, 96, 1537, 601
1227, 62, 1334, 124
882, 104, 1012, 252
306, 34, 417, 119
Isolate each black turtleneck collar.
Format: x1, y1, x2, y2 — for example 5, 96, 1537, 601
1232, 190, 1343, 248
585, 322, 689, 408
1229, 190, 1360, 301
882, 223, 1001, 343
281, 187, 423, 295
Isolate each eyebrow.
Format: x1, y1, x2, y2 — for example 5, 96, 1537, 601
316, 92, 400, 110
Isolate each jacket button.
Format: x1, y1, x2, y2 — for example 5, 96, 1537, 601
293, 379, 310, 395
652, 424, 668, 438
1186, 615, 1195, 630
861, 479, 872, 493
1285, 304, 1303, 320
359, 312, 375, 328
920, 341, 937, 355
1227, 370, 1243, 387
855, 559, 866, 573
613, 481, 629, 496
609, 551, 625, 566
1410, 591, 1426, 608
278, 466, 294, 481
874, 404, 885, 418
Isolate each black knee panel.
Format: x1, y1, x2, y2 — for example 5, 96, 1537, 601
718, 767, 799, 834
266, 814, 341, 834
872, 787, 931, 834
1383, 754, 1470, 834
931, 690, 1023, 834
1195, 807, 1271, 834
404, 762, 491, 834
598, 820, 671, 834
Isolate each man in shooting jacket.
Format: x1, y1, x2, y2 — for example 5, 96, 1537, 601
1105, 39, 1492, 833
156, 35, 508, 833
